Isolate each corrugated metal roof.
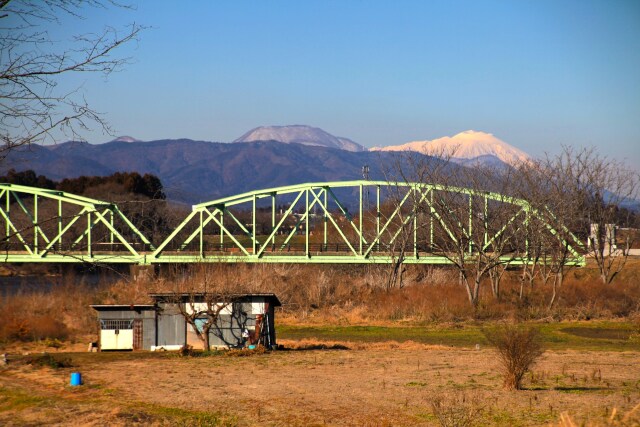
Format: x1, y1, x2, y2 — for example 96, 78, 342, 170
91, 305, 156, 311
148, 292, 282, 307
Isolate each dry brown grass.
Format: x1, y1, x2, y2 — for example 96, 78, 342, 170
0, 280, 92, 343
554, 403, 640, 426
2, 260, 640, 345
278, 338, 451, 351
429, 392, 483, 427
2, 346, 639, 426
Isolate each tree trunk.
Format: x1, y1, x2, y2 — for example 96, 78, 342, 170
203, 326, 211, 350
527, 269, 535, 289
491, 277, 500, 300
472, 277, 481, 308
489, 268, 502, 301
398, 264, 406, 289
519, 265, 527, 300
548, 275, 558, 310
387, 252, 405, 290
558, 269, 564, 288
460, 272, 475, 307
548, 269, 564, 309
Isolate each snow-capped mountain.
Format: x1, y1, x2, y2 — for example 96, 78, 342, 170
233, 125, 365, 152
372, 130, 530, 166
111, 136, 142, 143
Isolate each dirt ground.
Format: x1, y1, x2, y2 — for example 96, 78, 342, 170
1, 341, 639, 426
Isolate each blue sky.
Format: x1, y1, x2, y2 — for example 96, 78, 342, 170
45, 1, 640, 166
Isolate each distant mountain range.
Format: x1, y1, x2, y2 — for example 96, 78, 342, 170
2, 126, 529, 204
110, 136, 142, 143
3, 139, 425, 204
234, 125, 366, 152
371, 130, 530, 166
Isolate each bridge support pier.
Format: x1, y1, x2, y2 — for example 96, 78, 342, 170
130, 265, 156, 282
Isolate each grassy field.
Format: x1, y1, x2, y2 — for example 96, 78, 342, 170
1, 320, 639, 426
277, 320, 640, 352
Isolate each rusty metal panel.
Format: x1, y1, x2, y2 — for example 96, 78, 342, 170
133, 319, 143, 350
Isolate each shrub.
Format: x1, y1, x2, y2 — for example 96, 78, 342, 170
26, 353, 73, 369
482, 324, 544, 390
177, 344, 195, 357
0, 309, 69, 342
225, 346, 267, 357
429, 393, 482, 427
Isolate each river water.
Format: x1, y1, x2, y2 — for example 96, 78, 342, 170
0, 270, 125, 296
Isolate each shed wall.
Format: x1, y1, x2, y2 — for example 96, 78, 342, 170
95, 309, 156, 351
142, 318, 155, 350
156, 302, 186, 349
185, 298, 277, 349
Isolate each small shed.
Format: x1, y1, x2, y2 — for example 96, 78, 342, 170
91, 293, 281, 351
90, 305, 156, 351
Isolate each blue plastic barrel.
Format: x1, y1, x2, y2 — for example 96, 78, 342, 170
70, 372, 82, 386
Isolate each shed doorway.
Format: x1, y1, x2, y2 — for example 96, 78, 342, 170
99, 319, 134, 350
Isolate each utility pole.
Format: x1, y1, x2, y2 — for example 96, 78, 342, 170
362, 165, 370, 209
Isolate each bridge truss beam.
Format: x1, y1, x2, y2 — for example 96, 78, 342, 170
1, 181, 586, 266
149, 181, 585, 266
0, 183, 152, 264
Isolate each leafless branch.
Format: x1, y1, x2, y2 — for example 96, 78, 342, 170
0, 0, 144, 159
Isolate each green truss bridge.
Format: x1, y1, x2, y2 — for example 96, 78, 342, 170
0, 181, 585, 266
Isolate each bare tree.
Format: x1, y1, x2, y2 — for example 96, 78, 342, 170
387, 150, 526, 307
376, 188, 412, 290
539, 147, 639, 284
378, 150, 457, 292
1, 0, 143, 158
164, 265, 256, 351
177, 292, 238, 351
385, 146, 602, 308
509, 160, 580, 307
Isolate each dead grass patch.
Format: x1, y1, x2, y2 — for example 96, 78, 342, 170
278, 338, 453, 351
